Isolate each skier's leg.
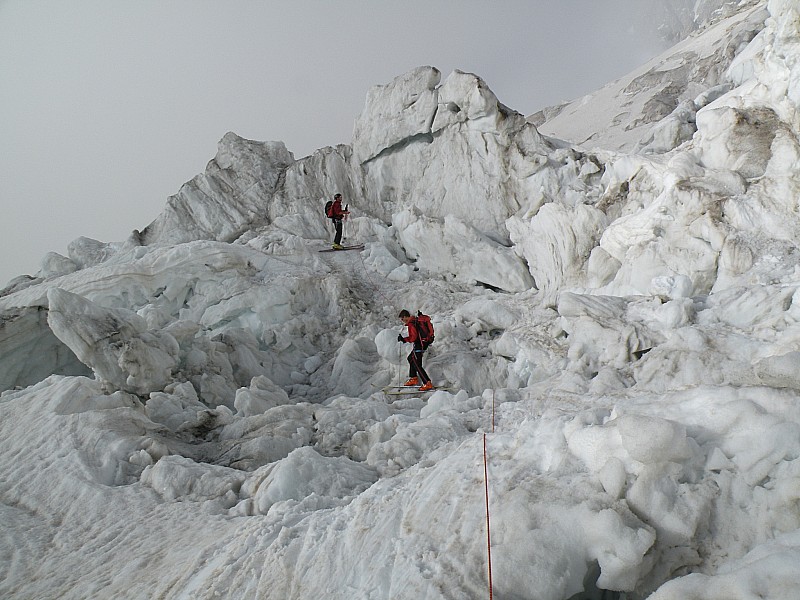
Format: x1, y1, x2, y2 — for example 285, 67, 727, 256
407, 352, 417, 378
411, 350, 431, 384
334, 220, 343, 245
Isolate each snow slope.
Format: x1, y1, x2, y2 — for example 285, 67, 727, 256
533, 0, 768, 153
3, 1, 800, 598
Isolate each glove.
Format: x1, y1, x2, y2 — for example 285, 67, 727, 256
397, 334, 404, 342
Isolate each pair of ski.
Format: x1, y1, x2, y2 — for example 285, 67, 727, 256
384, 383, 452, 396
318, 244, 365, 253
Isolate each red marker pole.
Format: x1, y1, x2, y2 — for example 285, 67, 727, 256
483, 433, 493, 599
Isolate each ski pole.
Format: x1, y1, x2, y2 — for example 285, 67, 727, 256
398, 344, 402, 387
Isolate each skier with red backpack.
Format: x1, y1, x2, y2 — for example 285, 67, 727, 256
397, 309, 435, 391
324, 193, 350, 250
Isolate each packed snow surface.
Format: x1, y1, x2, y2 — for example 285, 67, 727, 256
3, 1, 800, 598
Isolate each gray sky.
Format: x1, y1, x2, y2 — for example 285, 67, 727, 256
0, 0, 672, 286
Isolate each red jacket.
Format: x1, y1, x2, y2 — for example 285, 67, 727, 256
330, 198, 348, 219
401, 318, 421, 344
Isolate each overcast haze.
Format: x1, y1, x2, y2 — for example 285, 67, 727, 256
0, 0, 674, 286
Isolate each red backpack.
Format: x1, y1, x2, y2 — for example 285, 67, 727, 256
416, 312, 435, 346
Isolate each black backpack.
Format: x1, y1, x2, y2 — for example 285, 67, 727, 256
416, 311, 435, 346
324, 200, 334, 219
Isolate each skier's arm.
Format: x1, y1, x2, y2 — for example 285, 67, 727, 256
401, 323, 418, 344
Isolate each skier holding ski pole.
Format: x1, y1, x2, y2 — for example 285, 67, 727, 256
326, 193, 350, 250
397, 309, 433, 391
